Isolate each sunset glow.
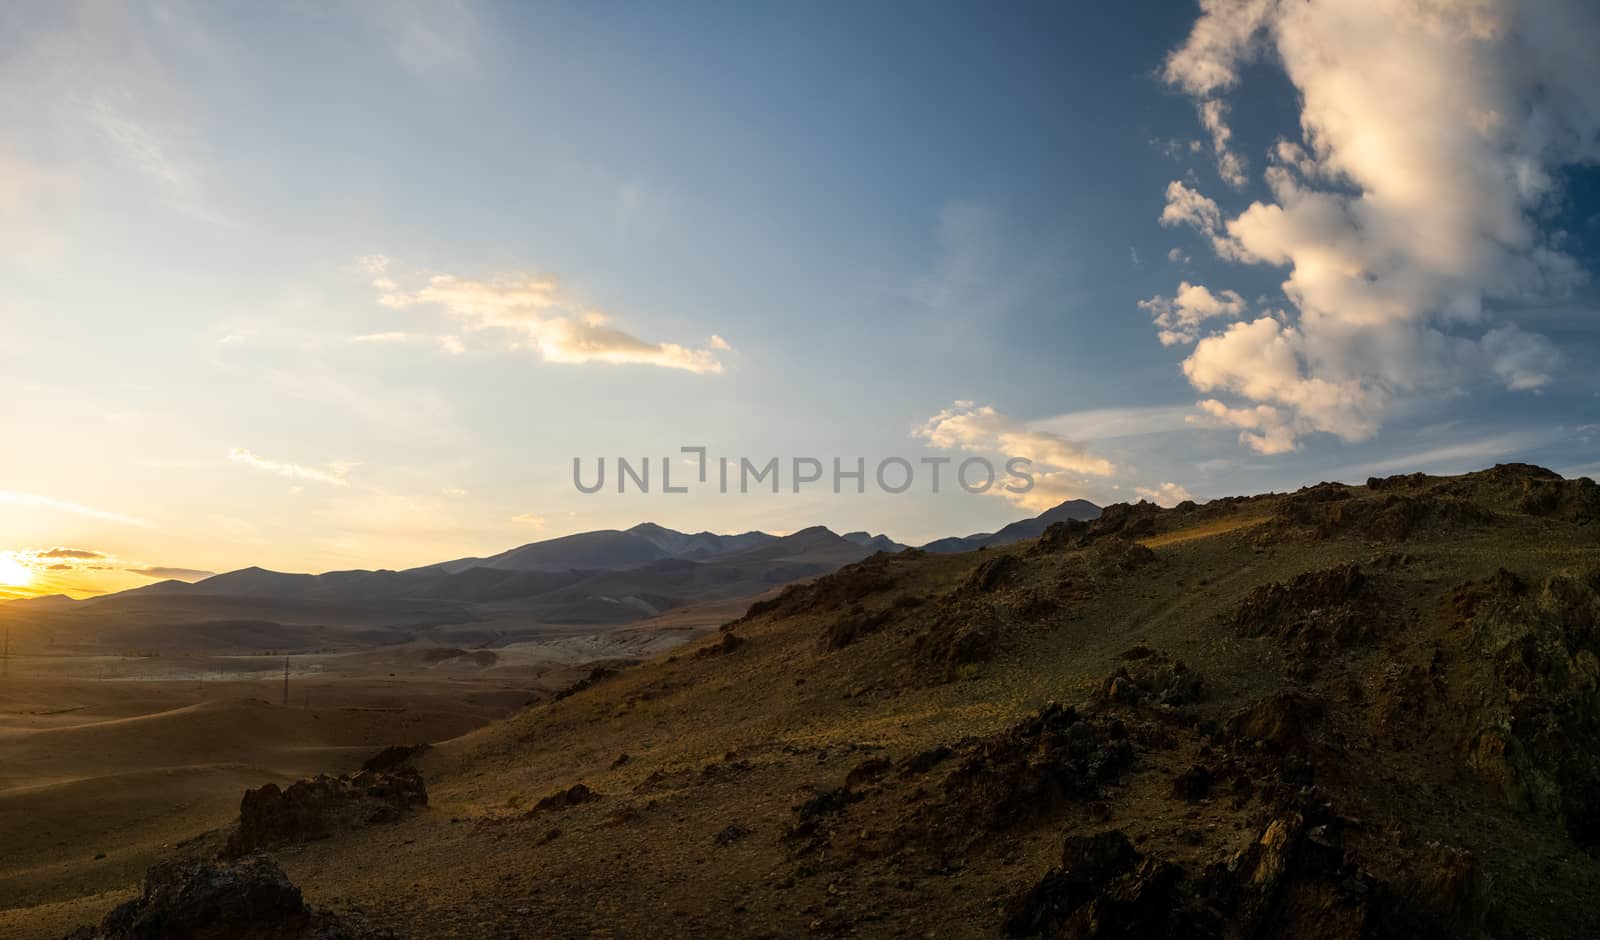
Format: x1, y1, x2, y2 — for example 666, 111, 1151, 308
0, 554, 35, 589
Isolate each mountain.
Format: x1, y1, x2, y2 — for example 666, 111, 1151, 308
624, 522, 777, 558
1, 593, 78, 609
840, 530, 906, 553
0, 504, 1093, 653
920, 497, 1101, 553
0, 524, 904, 652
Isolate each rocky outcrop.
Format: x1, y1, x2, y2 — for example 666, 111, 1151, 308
1459, 568, 1600, 849
1232, 564, 1381, 659
1097, 648, 1205, 707
225, 758, 427, 858
909, 704, 1133, 842
63, 855, 393, 939
1004, 816, 1495, 940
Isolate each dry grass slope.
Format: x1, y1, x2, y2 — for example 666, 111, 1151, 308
9, 464, 1600, 939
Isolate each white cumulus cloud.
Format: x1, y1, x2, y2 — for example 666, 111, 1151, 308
1155, 0, 1598, 453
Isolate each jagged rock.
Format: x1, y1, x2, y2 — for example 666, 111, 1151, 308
844, 757, 892, 789
695, 632, 746, 657
906, 704, 1133, 845
1226, 691, 1325, 754
1097, 651, 1204, 707
1006, 816, 1496, 940
1032, 519, 1091, 554
1232, 564, 1380, 657
714, 823, 751, 845
225, 763, 427, 857
916, 607, 1002, 677
958, 554, 1022, 595
530, 783, 600, 814
63, 854, 393, 939
825, 605, 892, 650
737, 554, 896, 622
1274, 491, 1495, 541
1080, 502, 1162, 542
1085, 538, 1156, 576
554, 665, 621, 701
1459, 569, 1600, 848
793, 787, 861, 822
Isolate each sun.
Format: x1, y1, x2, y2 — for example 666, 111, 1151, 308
0, 554, 35, 588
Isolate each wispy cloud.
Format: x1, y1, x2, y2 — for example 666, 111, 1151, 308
1031, 404, 1195, 442
0, 490, 150, 528
228, 448, 355, 487
369, 261, 730, 374
36, 547, 105, 560
126, 566, 214, 582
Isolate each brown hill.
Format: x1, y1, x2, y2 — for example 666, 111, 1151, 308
16, 464, 1600, 939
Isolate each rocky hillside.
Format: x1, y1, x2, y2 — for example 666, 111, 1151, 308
56, 464, 1600, 939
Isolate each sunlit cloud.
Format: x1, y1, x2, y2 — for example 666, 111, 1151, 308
370, 262, 730, 374
916, 401, 1116, 478
1155, 0, 1598, 453
511, 513, 546, 528
36, 547, 106, 560
228, 448, 355, 487
1139, 281, 1247, 346
125, 566, 215, 582
915, 401, 1117, 511
1135, 482, 1196, 507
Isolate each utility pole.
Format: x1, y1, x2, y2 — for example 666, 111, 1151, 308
282, 656, 290, 706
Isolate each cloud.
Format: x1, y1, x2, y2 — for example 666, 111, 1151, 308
917, 401, 1117, 478
228, 448, 354, 487
1197, 98, 1248, 187
1139, 281, 1247, 345
1159, 180, 1224, 238
350, 331, 412, 345
1154, 0, 1599, 453
371, 264, 728, 374
1135, 482, 1196, 507
511, 513, 546, 528
36, 547, 105, 560
915, 402, 1118, 511
0, 491, 150, 528
1031, 404, 1196, 442
349, 331, 470, 357
1190, 397, 1299, 455
126, 566, 214, 582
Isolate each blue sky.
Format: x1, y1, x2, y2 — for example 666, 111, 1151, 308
2, 0, 1597, 596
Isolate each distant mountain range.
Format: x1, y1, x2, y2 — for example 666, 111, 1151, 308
919, 499, 1102, 553
0, 500, 1099, 652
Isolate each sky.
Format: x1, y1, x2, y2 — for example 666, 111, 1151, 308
2, 0, 1598, 599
